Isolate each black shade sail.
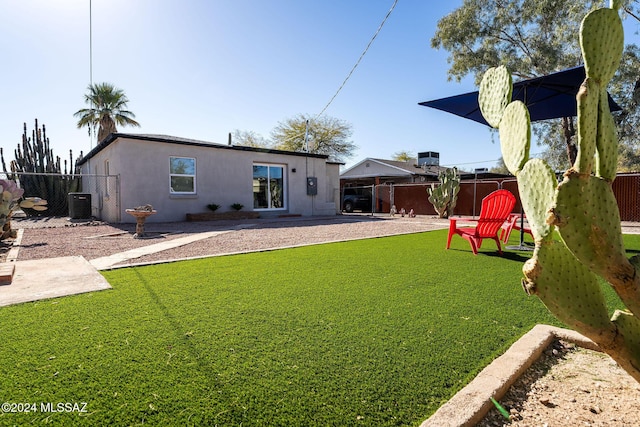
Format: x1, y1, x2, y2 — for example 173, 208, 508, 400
419, 66, 621, 125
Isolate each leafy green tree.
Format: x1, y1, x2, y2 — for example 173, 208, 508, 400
392, 150, 415, 162
613, 45, 640, 171
489, 157, 512, 175
623, 2, 640, 22
231, 129, 270, 148
74, 82, 140, 143
532, 45, 640, 171
270, 114, 356, 162
431, 0, 599, 82
431, 0, 640, 169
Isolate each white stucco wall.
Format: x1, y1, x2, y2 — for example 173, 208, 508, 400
79, 136, 340, 223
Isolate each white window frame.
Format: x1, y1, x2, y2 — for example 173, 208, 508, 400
253, 163, 286, 211
169, 156, 196, 194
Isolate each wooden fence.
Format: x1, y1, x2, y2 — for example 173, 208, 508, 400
373, 173, 640, 221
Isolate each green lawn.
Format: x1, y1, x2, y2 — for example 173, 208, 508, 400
0, 229, 633, 426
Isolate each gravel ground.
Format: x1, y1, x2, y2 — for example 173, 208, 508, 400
12, 215, 639, 267
12, 214, 450, 267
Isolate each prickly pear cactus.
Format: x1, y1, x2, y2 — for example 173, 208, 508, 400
427, 167, 460, 218
0, 179, 47, 240
478, 65, 512, 128
479, 3, 640, 382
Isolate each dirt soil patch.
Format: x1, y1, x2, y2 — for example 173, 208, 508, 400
478, 340, 640, 426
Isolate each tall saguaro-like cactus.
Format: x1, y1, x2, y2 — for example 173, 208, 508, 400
427, 167, 460, 218
479, 2, 640, 382
1, 120, 81, 216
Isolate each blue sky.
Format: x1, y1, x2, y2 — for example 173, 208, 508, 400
1, 1, 637, 172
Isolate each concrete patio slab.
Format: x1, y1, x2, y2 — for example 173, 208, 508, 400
0, 256, 111, 307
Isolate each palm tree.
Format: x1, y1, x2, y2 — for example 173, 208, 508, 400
74, 82, 140, 142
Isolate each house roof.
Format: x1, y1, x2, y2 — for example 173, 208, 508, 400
76, 133, 340, 166
340, 157, 449, 179
459, 171, 513, 180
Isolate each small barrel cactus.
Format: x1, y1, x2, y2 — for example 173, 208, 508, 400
479, 2, 640, 382
427, 167, 460, 218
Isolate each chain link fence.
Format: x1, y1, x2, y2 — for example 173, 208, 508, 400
2, 172, 120, 221
371, 181, 505, 217
340, 185, 375, 214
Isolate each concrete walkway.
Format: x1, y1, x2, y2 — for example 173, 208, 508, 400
89, 230, 234, 270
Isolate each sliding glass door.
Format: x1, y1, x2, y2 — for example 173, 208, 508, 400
253, 164, 285, 210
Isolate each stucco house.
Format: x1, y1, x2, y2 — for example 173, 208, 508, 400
339, 152, 504, 188
76, 134, 342, 223
340, 152, 448, 187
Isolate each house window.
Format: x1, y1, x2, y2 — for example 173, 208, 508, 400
170, 157, 196, 193
253, 164, 285, 210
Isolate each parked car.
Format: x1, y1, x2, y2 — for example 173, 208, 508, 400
342, 188, 372, 213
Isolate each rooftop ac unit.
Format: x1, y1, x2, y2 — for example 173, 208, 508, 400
418, 151, 439, 166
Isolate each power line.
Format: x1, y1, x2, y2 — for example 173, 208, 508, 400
89, 0, 93, 88
316, 0, 398, 118
439, 152, 545, 169
89, 0, 95, 149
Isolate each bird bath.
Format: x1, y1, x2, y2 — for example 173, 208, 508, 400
125, 206, 157, 238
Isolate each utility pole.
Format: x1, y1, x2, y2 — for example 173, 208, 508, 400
89, 0, 95, 149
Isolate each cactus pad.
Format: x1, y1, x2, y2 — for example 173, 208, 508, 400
550, 173, 632, 283
575, 78, 599, 175
498, 101, 530, 175
611, 310, 640, 363
580, 7, 624, 85
479, 66, 512, 128
522, 241, 613, 335
596, 87, 618, 181
487, 3, 640, 381
517, 159, 556, 241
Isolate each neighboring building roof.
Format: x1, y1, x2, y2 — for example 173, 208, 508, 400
459, 171, 513, 180
340, 157, 449, 180
77, 133, 339, 166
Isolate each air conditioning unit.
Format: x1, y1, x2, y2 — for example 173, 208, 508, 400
418, 151, 440, 166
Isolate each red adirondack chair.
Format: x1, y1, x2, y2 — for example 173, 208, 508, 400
446, 189, 517, 255
500, 213, 534, 243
